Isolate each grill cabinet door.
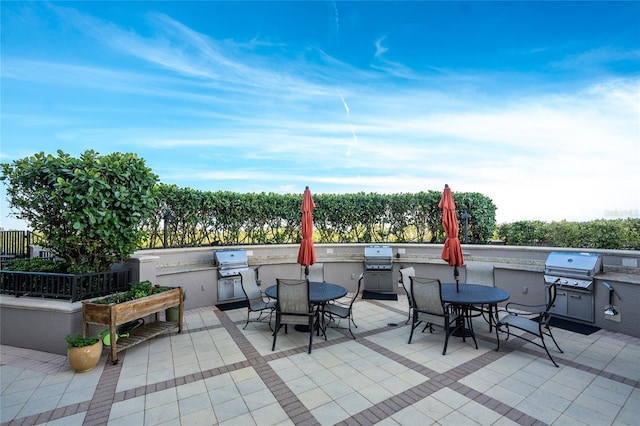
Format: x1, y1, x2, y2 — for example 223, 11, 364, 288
218, 277, 243, 302
364, 271, 393, 292
548, 286, 568, 317
567, 292, 594, 323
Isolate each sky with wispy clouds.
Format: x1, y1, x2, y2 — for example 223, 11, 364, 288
1, 1, 639, 230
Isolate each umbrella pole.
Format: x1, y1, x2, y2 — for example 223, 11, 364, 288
454, 266, 460, 292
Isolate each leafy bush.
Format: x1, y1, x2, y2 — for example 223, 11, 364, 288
1, 258, 67, 272
1, 150, 159, 273
495, 218, 640, 250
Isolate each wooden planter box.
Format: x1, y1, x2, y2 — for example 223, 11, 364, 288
82, 287, 183, 363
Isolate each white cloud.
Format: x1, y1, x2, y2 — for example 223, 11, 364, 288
3, 4, 638, 227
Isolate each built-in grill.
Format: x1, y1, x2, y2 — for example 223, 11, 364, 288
544, 251, 603, 324
214, 249, 249, 278
364, 245, 393, 270
213, 249, 249, 302
363, 245, 394, 292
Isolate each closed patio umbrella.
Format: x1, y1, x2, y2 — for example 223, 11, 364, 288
297, 186, 316, 278
439, 184, 464, 291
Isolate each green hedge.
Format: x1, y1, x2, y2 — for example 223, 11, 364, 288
494, 219, 640, 250
141, 184, 497, 247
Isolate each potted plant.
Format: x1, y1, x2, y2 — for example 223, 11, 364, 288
65, 333, 103, 373
165, 290, 186, 323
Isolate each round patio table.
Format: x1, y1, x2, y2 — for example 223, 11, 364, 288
264, 282, 347, 303
441, 283, 510, 340
441, 283, 510, 306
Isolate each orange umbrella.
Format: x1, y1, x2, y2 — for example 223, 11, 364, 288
297, 186, 316, 277
439, 184, 464, 291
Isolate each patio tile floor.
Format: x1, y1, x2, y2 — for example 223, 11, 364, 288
1, 296, 639, 425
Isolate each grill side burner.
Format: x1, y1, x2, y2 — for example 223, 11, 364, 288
363, 245, 394, 292
214, 249, 249, 302
544, 252, 603, 323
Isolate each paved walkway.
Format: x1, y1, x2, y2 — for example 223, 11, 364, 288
1, 296, 639, 425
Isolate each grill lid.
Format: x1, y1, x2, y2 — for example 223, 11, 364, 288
544, 252, 602, 277
544, 251, 602, 290
214, 249, 249, 277
364, 245, 393, 270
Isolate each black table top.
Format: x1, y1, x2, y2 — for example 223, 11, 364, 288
441, 283, 510, 305
265, 282, 347, 304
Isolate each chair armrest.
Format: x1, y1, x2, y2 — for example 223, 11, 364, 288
504, 301, 546, 316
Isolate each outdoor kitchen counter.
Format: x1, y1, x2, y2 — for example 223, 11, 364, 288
595, 271, 640, 285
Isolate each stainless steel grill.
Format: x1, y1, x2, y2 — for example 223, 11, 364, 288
544, 251, 603, 324
364, 245, 393, 270
214, 249, 249, 278
544, 251, 602, 291
363, 245, 394, 293
214, 249, 250, 303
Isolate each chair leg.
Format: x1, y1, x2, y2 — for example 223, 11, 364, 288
408, 315, 417, 344
486, 304, 494, 332
267, 310, 274, 331
347, 312, 357, 339
346, 318, 356, 339
466, 311, 478, 349
544, 324, 564, 353
405, 298, 412, 325
245, 308, 275, 331
308, 315, 314, 354
324, 311, 356, 339
244, 309, 251, 330
350, 312, 358, 329
539, 333, 560, 367
442, 321, 451, 355
272, 316, 280, 351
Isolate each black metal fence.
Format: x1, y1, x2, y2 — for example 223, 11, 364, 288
0, 231, 52, 267
0, 269, 131, 302
0, 230, 29, 257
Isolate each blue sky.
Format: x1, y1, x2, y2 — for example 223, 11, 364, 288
1, 1, 639, 230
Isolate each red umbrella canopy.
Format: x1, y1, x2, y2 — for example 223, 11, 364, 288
439, 184, 464, 271
297, 186, 316, 270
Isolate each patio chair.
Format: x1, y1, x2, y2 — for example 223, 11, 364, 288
300, 262, 324, 282
408, 276, 464, 355
465, 263, 497, 330
399, 267, 415, 324
240, 268, 276, 330
324, 273, 363, 339
496, 283, 564, 367
272, 278, 318, 354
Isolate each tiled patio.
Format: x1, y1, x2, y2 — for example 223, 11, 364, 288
1, 296, 639, 425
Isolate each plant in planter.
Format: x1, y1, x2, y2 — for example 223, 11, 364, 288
65, 333, 103, 373
92, 281, 166, 305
